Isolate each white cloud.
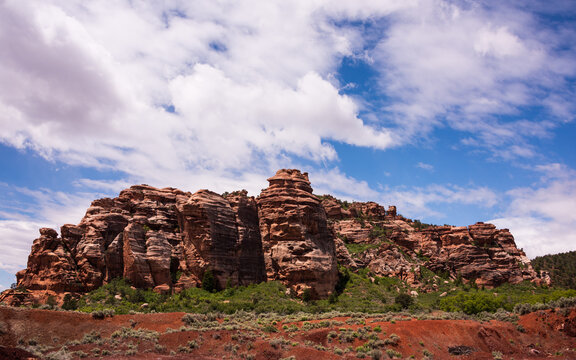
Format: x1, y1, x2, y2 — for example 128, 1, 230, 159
372, 0, 575, 156
0, 186, 97, 272
416, 162, 434, 171
0, 0, 573, 188
0, 220, 39, 273
490, 165, 576, 258
491, 216, 574, 259
0, 0, 399, 191
382, 184, 498, 219
310, 167, 380, 201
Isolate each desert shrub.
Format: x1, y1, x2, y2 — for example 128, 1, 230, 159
111, 327, 159, 341
394, 294, 413, 309
91, 310, 105, 320
448, 345, 473, 355
492, 351, 503, 360
384, 334, 400, 346
439, 292, 504, 314
45, 346, 72, 360
82, 331, 102, 344
513, 296, 576, 315
550, 296, 576, 309
261, 324, 278, 333
385, 348, 402, 358
62, 294, 78, 311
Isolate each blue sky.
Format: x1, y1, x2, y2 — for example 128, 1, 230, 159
1, 0, 575, 290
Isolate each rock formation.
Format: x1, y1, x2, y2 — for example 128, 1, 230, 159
257, 169, 338, 298
320, 197, 540, 289
175, 189, 265, 290
3, 169, 542, 305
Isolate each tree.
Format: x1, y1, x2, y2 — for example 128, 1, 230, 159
202, 269, 217, 292
62, 293, 78, 310
395, 293, 414, 309
302, 287, 313, 302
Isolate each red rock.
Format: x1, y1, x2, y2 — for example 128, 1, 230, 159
176, 189, 242, 290
320, 195, 352, 220
4, 169, 540, 304
257, 169, 338, 298
227, 190, 267, 285
325, 203, 538, 288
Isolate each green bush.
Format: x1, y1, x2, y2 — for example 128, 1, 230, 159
62, 294, 78, 311
202, 269, 217, 293
439, 292, 504, 314
394, 293, 413, 309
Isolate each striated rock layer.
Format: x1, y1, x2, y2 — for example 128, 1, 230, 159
257, 169, 338, 298
4, 169, 542, 305
12, 185, 268, 304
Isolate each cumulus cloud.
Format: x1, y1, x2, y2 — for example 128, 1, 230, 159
310, 167, 380, 200
1, 0, 572, 188
490, 164, 576, 258
0, 0, 401, 191
373, 0, 575, 156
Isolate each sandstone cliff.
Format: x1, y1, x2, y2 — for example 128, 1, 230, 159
4, 169, 541, 305
257, 169, 338, 298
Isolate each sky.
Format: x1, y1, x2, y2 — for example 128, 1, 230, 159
1, 0, 575, 290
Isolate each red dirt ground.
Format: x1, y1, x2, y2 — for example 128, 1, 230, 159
1, 306, 575, 359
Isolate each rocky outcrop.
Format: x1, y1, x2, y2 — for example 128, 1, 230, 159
16, 228, 81, 295
257, 169, 338, 298
9, 184, 270, 304
4, 169, 541, 305
324, 196, 539, 288
228, 191, 267, 285
13, 186, 188, 302
176, 189, 266, 290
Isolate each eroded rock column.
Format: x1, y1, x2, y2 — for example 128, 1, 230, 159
257, 169, 338, 298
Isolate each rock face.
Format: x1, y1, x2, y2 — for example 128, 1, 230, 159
10, 183, 269, 303
257, 169, 338, 298
175, 189, 265, 290
5, 169, 541, 305
321, 197, 540, 289
16, 228, 81, 295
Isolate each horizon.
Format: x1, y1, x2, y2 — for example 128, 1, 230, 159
1, 0, 575, 290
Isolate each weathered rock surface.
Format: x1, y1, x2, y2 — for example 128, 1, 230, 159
228, 191, 267, 286
4, 169, 542, 305
16, 228, 81, 295
175, 189, 265, 290
257, 169, 338, 298
9, 184, 270, 304
323, 197, 540, 289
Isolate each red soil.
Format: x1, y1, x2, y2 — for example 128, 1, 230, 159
1, 306, 575, 359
